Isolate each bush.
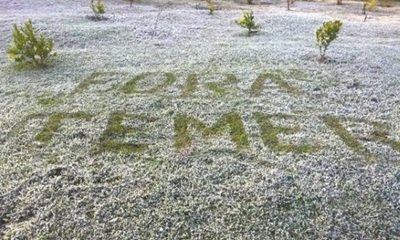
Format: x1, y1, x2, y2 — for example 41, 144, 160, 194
316, 20, 343, 61
366, 0, 379, 9
235, 11, 260, 35
7, 19, 55, 67
363, 0, 379, 20
91, 0, 106, 18
247, 0, 253, 4
206, 0, 216, 15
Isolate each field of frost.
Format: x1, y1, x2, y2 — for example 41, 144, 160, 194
0, 0, 400, 239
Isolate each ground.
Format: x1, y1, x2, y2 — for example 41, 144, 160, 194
0, 0, 400, 239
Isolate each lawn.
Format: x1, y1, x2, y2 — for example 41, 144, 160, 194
0, 0, 399, 238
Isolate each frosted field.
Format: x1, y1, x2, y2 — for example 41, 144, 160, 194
0, 0, 400, 239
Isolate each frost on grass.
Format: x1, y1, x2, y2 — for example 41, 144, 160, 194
1, 0, 400, 239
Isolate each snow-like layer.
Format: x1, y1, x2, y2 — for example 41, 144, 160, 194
0, 0, 399, 239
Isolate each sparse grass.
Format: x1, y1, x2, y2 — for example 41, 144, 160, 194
36, 95, 64, 107
254, 112, 319, 154
35, 112, 92, 143
206, 82, 227, 96
285, 69, 309, 82
95, 112, 155, 154
153, 72, 176, 93
371, 122, 400, 151
225, 73, 239, 84
121, 73, 148, 94
322, 116, 375, 162
206, 73, 240, 96
250, 72, 300, 97
72, 72, 108, 94
145, 158, 164, 168
174, 112, 249, 151
181, 73, 199, 97
1, 1, 400, 239
8, 113, 48, 138
121, 72, 176, 94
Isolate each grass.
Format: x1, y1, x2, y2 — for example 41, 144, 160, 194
8, 113, 51, 139
174, 112, 249, 151
371, 122, 400, 151
206, 73, 240, 96
2, 1, 400, 238
254, 112, 319, 154
225, 73, 239, 84
250, 72, 300, 97
121, 73, 148, 94
36, 95, 64, 107
206, 82, 228, 96
72, 72, 109, 94
181, 73, 199, 97
284, 69, 310, 82
322, 116, 375, 162
95, 112, 155, 154
121, 72, 176, 94
35, 112, 92, 143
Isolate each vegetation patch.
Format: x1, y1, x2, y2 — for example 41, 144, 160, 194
250, 72, 299, 97
35, 112, 92, 143
206, 82, 228, 96
206, 73, 240, 96
121, 72, 176, 94
283, 69, 310, 82
174, 112, 249, 151
181, 73, 199, 97
8, 113, 49, 139
36, 95, 64, 107
72, 72, 110, 94
371, 123, 400, 152
7, 19, 55, 67
322, 116, 375, 162
254, 112, 319, 154
95, 112, 156, 154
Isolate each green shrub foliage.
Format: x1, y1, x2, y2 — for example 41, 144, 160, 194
235, 11, 260, 35
7, 19, 55, 67
316, 20, 343, 61
91, 0, 106, 17
206, 0, 216, 15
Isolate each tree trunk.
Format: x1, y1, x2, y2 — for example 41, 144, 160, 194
362, 3, 367, 14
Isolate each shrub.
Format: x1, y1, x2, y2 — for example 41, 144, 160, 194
363, 0, 378, 21
7, 19, 55, 67
316, 20, 343, 61
206, 0, 216, 15
235, 11, 260, 35
91, 0, 106, 18
247, 0, 253, 4
366, 0, 379, 9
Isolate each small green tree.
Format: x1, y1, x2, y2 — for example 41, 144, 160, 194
90, 0, 105, 19
362, 0, 378, 21
316, 20, 343, 61
7, 20, 55, 67
235, 11, 260, 35
206, 0, 217, 15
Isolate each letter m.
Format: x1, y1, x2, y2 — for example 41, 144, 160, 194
174, 112, 249, 151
